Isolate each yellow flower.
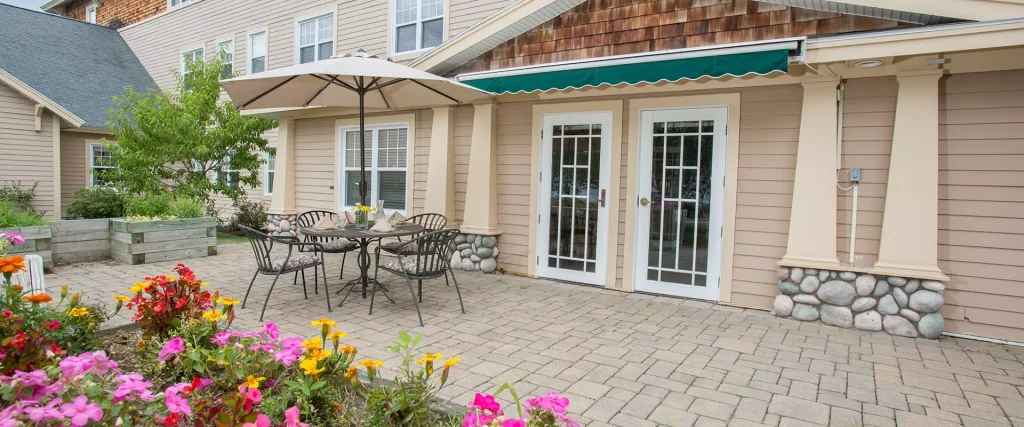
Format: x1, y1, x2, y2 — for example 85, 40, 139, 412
328, 331, 347, 340
310, 318, 336, 328
113, 295, 131, 303
358, 359, 383, 369
344, 365, 358, 379
300, 358, 324, 376
339, 345, 357, 355
443, 357, 460, 369
199, 282, 211, 287
216, 297, 240, 306
69, 307, 89, 317
301, 337, 323, 351
202, 309, 226, 322
242, 375, 265, 390
129, 282, 146, 294
416, 352, 443, 365
309, 347, 331, 361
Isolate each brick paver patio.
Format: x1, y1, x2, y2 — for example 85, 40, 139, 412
46, 243, 1024, 427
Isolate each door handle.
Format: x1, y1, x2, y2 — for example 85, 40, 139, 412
598, 189, 606, 207
640, 197, 650, 206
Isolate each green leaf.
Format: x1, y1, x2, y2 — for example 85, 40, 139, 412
310, 381, 326, 390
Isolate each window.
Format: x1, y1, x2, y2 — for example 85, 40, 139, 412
217, 40, 233, 78
248, 31, 267, 74
181, 47, 203, 77
85, 5, 96, 23
340, 125, 408, 212
297, 14, 334, 64
264, 151, 275, 195
217, 152, 240, 190
89, 143, 115, 186
168, 0, 189, 8
393, 0, 444, 54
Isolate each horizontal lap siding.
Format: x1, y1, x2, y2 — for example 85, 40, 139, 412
414, 110, 432, 216
453, 106, 473, 224
448, 0, 516, 37
732, 85, 801, 308
837, 77, 895, 267
59, 132, 103, 218
495, 102, 533, 274
0, 81, 55, 218
937, 70, 1024, 342
338, 0, 387, 57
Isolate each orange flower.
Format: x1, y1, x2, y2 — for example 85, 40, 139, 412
0, 256, 25, 274
23, 293, 53, 304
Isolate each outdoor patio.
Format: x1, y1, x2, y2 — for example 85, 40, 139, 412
49, 243, 1024, 427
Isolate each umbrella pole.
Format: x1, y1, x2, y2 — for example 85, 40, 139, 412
359, 78, 367, 206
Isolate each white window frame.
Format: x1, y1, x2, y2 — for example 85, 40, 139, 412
247, 28, 268, 75
390, 0, 446, 56
85, 5, 97, 23
294, 12, 335, 65
217, 151, 241, 189
180, 46, 204, 76
217, 39, 234, 78
338, 123, 411, 215
168, 0, 190, 9
264, 151, 275, 196
88, 142, 115, 187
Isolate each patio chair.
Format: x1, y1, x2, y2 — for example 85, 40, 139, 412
238, 225, 331, 321
297, 210, 359, 280
376, 213, 447, 256
372, 228, 464, 326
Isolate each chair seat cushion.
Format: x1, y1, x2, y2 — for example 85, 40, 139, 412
270, 253, 319, 271
379, 256, 436, 274
379, 241, 421, 255
321, 239, 358, 252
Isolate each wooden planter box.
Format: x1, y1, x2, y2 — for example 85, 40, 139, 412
0, 226, 53, 273
51, 219, 112, 264
110, 217, 218, 265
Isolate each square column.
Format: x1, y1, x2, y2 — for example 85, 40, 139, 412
424, 107, 455, 218
780, 78, 841, 269
266, 119, 296, 238
874, 71, 948, 280
461, 102, 500, 235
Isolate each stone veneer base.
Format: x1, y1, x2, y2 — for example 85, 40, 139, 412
449, 233, 499, 274
774, 266, 946, 339
265, 213, 297, 239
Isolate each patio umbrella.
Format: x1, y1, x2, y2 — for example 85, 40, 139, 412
220, 49, 492, 205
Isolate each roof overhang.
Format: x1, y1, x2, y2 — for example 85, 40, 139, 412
0, 68, 85, 127
411, 0, 588, 74
814, 0, 1024, 21
754, 0, 962, 25
456, 39, 801, 95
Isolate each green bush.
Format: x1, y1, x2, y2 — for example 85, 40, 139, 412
0, 181, 39, 215
231, 196, 267, 232
0, 200, 46, 228
125, 194, 204, 219
167, 197, 204, 219
65, 187, 126, 219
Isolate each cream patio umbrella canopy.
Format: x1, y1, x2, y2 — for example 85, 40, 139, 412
220, 50, 493, 204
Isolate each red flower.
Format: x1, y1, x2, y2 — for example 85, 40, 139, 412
50, 343, 65, 356
47, 320, 60, 330
161, 413, 181, 427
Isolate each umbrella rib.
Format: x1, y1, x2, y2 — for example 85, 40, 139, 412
240, 75, 297, 109
304, 74, 333, 107
410, 79, 462, 105
365, 78, 406, 92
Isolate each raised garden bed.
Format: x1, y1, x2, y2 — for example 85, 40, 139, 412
50, 218, 111, 264
1, 225, 52, 272
110, 217, 218, 265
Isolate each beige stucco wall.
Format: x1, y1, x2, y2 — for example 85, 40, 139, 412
937, 70, 1024, 342
0, 80, 57, 219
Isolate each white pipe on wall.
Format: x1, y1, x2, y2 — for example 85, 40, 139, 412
835, 81, 860, 264
849, 184, 858, 264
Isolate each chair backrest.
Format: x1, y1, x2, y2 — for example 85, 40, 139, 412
408, 213, 447, 232
297, 210, 339, 243
406, 228, 460, 275
239, 225, 275, 271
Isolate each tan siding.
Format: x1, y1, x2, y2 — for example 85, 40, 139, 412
494, 102, 533, 274
937, 70, 1024, 342
59, 132, 110, 218
338, 0, 388, 57
453, 105, 473, 224
414, 109, 432, 216
0, 81, 56, 218
836, 77, 895, 267
448, 0, 516, 37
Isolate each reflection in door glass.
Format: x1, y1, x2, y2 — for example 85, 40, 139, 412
548, 123, 602, 274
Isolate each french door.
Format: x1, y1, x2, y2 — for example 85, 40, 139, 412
634, 107, 726, 300
536, 112, 612, 286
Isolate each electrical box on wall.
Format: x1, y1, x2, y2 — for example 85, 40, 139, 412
850, 168, 861, 183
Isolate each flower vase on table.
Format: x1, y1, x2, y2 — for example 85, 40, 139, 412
352, 204, 371, 229
373, 200, 386, 222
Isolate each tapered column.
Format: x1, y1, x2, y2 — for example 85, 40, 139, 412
874, 71, 947, 280
780, 77, 841, 269
424, 107, 456, 218
266, 119, 296, 238
462, 102, 500, 235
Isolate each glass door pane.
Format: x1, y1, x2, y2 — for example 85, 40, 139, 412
547, 123, 601, 274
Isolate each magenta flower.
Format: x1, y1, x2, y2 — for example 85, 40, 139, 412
158, 337, 185, 362
470, 393, 502, 414
165, 392, 191, 416
524, 392, 570, 415
1, 232, 25, 246
87, 351, 118, 375
211, 331, 232, 347
59, 354, 94, 378
242, 414, 271, 427
501, 419, 527, 427
60, 396, 102, 426
25, 398, 63, 423
245, 386, 262, 404
113, 373, 155, 402
274, 337, 304, 366
262, 323, 280, 339
283, 406, 309, 427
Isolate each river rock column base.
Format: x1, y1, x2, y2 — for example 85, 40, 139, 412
450, 233, 499, 273
265, 213, 297, 239
773, 267, 945, 339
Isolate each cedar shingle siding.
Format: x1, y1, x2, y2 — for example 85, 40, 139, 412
64, 0, 167, 27
449, 0, 904, 75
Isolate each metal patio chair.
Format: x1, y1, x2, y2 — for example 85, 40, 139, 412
372, 228, 464, 326
297, 210, 359, 280
376, 213, 447, 256
239, 225, 331, 321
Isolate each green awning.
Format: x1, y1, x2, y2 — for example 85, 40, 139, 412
459, 49, 790, 95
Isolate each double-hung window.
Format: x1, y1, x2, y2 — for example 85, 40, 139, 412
168, 0, 189, 8
85, 5, 97, 23
248, 31, 267, 74
181, 47, 203, 89
340, 126, 408, 213
217, 152, 240, 190
264, 151, 275, 195
297, 14, 334, 64
89, 143, 115, 186
218, 40, 233, 78
393, 0, 444, 54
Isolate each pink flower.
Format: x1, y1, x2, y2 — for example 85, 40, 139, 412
243, 386, 262, 411
556, 413, 581, 427
158, 338, 185, 362
242, 414, 271, 427
262, 323, 280, 339
502, 419, 527, 427
87, 351, 118, 375
462, 412, 488, 427
211, 331, 232, 346
274, 337, 304, 366
470, 393, 502, 414
60, 396, 102, 426
165, 392, 190, 416
524, 392, 570, 415
113, 373, 155, 402
283, 406, 309, 427
58, 354, 94, 378
25, 398, 63, 423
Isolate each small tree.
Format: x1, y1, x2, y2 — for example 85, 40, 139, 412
104, 54, 277, 205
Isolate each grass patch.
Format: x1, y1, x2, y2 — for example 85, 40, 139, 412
217, 231, 249, 245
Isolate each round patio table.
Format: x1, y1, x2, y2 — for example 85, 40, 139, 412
301, 222, 425, 306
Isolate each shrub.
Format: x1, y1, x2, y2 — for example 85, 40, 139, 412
167, 197, 204, 219
0, 201, 46, 228
65, 187, 126, 219
232, 196, 268, 231
0, 181, 39, 215
125, 194, 204, 221
363, 331, 458, 427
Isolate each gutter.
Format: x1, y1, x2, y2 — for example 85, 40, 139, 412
807, 16, 1024, 43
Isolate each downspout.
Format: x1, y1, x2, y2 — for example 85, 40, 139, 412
835, 81, 859, 264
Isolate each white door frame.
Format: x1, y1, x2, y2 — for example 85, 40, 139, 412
633, 106, 727, 300
535, 111, 613, 286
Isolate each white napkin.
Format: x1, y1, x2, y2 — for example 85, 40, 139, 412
370, 219, 394, 232
312, 216, 336, 230
389, 211, 407, 224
